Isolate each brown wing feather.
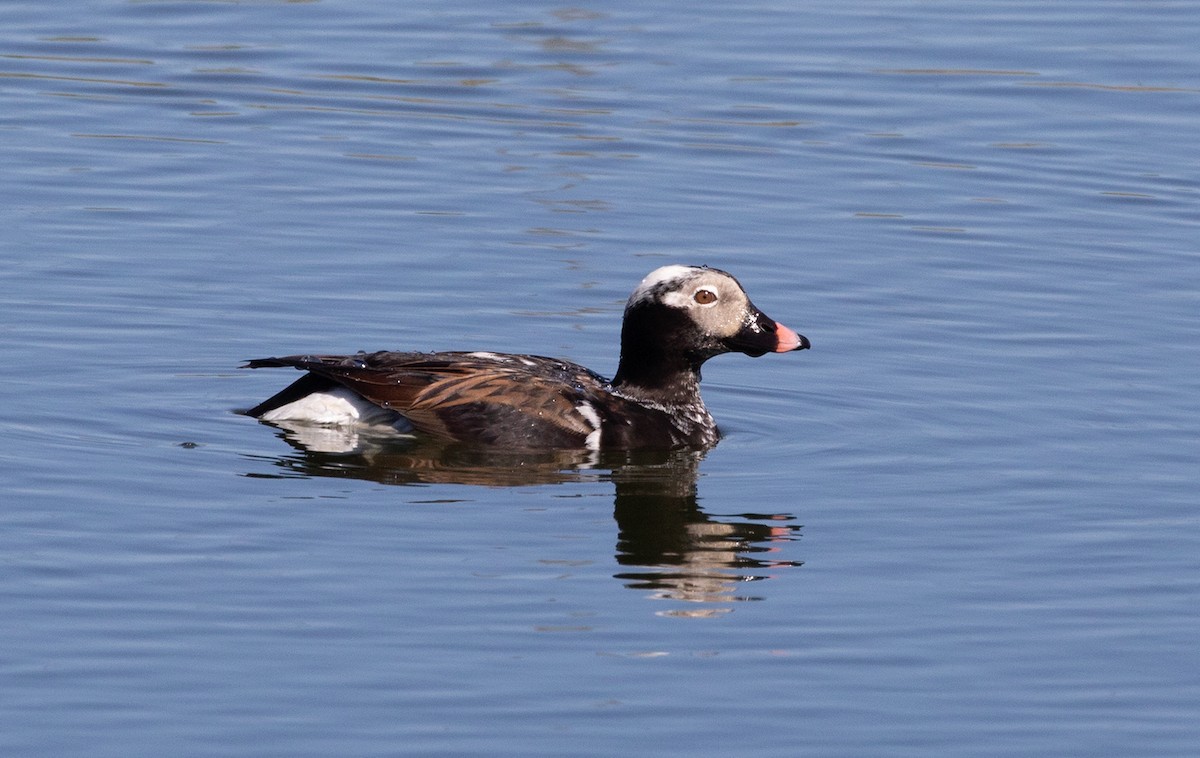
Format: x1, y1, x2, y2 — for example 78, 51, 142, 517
248, 351, 606, 444
411, 371, 595, 434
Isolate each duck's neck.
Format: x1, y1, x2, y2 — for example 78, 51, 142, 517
611, 305, 705, 408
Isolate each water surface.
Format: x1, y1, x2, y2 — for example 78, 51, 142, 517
3, 1, 1199, 756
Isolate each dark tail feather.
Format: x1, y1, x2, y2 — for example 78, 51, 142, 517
242, 356, 313, 370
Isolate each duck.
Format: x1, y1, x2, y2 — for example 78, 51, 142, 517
242, 265, 809, 450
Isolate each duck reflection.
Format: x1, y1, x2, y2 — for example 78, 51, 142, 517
246, 421, 802, 606
608, 455, 801, 606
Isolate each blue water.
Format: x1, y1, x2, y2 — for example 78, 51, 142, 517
3, 1, 1199, 756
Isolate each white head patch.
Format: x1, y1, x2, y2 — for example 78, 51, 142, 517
625, 265, 754, 340
627, 265, 706, 307
628, 263, 696, 304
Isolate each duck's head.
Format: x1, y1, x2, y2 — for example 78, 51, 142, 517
623, 264, 810, 360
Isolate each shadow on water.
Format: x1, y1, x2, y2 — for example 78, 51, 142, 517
243, 422, 803, 608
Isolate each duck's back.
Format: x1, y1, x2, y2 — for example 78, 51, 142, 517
244, 350, 690, 449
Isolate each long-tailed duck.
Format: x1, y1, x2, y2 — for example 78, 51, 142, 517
243, 265, 809, 450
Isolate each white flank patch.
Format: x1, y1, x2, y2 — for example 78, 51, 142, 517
576, 401, 603, 450
467, 351, 504, 361
260, 387, 401, 427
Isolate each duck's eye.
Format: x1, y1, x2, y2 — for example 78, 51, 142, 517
693, 289, 717, 305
